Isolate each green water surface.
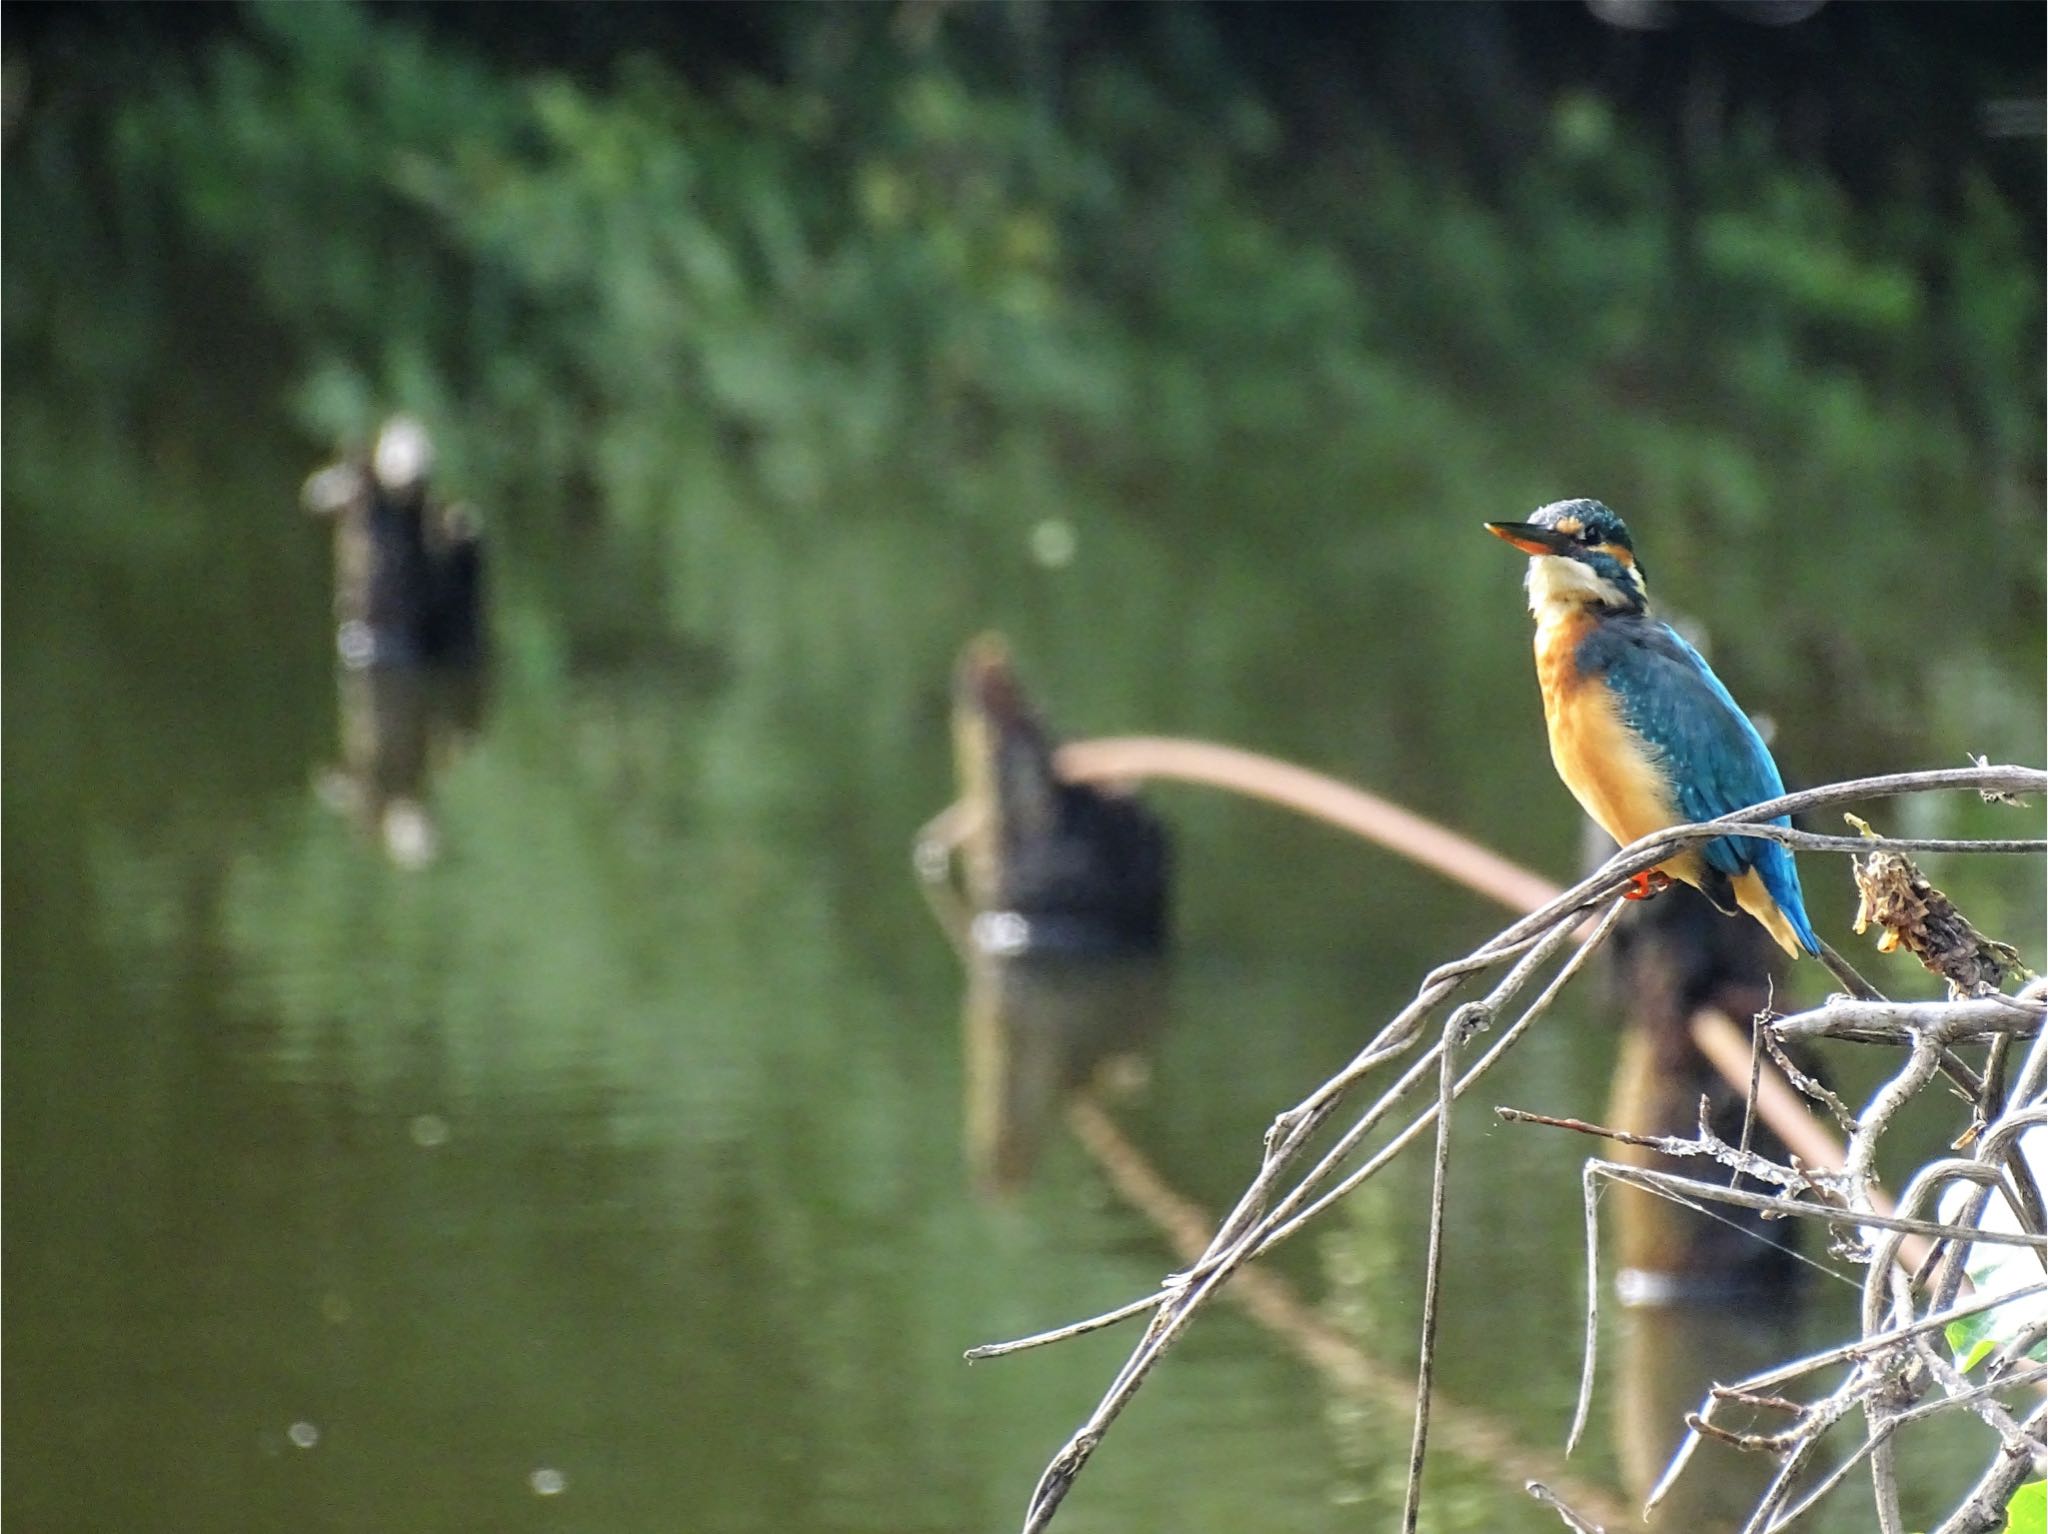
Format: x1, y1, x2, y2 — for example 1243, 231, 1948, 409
5, 13, 2043, 1531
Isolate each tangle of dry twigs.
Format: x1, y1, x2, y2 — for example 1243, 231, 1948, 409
1609, 980, 2047, 1534
968, 762, 2046, 1534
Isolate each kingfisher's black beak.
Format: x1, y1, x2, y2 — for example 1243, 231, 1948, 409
1484, 520, 1576, 557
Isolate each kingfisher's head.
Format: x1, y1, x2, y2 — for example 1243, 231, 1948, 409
1485, 498, 1649, 617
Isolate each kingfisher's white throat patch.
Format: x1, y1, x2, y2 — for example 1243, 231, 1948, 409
1526, 553, 1644, 618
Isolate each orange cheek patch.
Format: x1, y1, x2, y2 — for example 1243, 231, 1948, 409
1592, 543, 1634, 567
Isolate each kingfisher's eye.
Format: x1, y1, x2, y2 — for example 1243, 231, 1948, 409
1576, 526, 1598, 544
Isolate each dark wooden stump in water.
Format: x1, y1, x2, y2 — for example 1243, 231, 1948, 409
302, 416, 488, 670
1601, 862, 1812, 1302
303, 417, 491, 865
948, 634, 1171, 957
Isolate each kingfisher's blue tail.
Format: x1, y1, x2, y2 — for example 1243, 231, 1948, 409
1754, 836, 1821, 957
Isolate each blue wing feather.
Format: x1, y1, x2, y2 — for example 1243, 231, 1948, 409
1576, 617, 1819, 953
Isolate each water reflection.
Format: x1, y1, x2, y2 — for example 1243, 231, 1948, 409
1601, 880, 1807, 1296
1587, 815, 1835, 1527
1612, 1296, 1807, 1529
314, 663, 489, 868
960, 952, 1169, 1195
918, 633, 1179, 1191
302, 418, 491, 867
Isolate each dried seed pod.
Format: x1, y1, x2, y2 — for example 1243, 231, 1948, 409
1846, 815, 2031, 996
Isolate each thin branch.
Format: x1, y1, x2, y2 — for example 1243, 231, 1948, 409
1497, 1105, 1820, 1193
1987, 1321, 2048, 1377
1763, 1026, 1862, 1131
1690, 764, 2046, 821
1568, 1163, 1603, 1457
1768, 996, 2045, 1046
1526, 1480, 1608, 1533
1586, 1162, 2047, 1249
1931, 1402, 2048, 1534
979, 765, 2047, 1534
1764, 1369, 2048, 1533
1401, 1013, 1472, 1532
1722, 1279, 2048, 1394
1688, 1408, 1811, 1455
1709, 1385, 1808, 1415
1707, 828, 2046, 855
964, 1295, 1163, 1362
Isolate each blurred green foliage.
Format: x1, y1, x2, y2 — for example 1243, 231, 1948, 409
31, 1, 2040, 530
5, 0, 2043, 818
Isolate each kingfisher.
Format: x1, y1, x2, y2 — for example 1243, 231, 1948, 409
1485, 499, 1820, 959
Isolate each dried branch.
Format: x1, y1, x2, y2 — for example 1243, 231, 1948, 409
1496, 1104, 1820, 1192
1526, 1480, 1608, 1533
1399, 1013, 1471, 1533
1932, 1402, 2048, 1534
1768, 995, 2045, 1046
1762, 1026, 1862, 1129
1640, 954, 2046, 1534
1582, 1162, 2042, 1249
967, 765, 2046, 1534
1768, 1368, 2048, 1532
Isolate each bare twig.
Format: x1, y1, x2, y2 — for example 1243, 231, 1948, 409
1931, 1402, 2048, 1534
1400, 1012, 1472, 1533
964, 765, 2047, 1534
1527, 1480, 1608, 1533
1568, 1159, 1603, 1456
963, 1294, 1162, 1362
1766, 1368, 2048, 1532
1682, 1277, 2048, 1399
1709, 1384, 1808, 1415
1768, 996, 2044, 1046
1583, 1162, 2044, 1249
1762, 1026, 1862, 1130
1495, 1105, 1817, 1193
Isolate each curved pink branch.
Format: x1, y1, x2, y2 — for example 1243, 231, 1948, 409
1054, 735, 1564, 916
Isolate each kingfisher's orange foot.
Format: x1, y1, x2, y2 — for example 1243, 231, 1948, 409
1622, 869, 1672, 902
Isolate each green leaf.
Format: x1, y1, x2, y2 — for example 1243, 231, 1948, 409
2003, 1479, 2045, 1534
1945, 1316, 1998, 1373
1945, 1204, 2048, 1372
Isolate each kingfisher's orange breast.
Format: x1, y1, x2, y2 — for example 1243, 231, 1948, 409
1533, 610, 1690, 865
